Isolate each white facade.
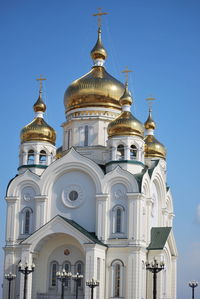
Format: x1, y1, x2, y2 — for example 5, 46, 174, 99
3, 28, 177, 299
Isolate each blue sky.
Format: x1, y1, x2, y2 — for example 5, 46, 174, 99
1, 0, 200, 298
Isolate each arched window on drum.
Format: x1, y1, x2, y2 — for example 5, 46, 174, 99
130, 145, 137, 160
39, 150, 47, 164
27, 150, 34, 164
117, 145, 125, 160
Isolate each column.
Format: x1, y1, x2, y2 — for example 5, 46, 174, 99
19, 246, 33, 299
124, 145, 129, 160
5, 197, 18, 244
111, 146, 117, 161
84, 244, 106, 299
35, 151, 39, 165
96, 194, 108, 241
22, 152, 28, 165
35, 196, 47, 230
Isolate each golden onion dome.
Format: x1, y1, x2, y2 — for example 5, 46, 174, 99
144, 135, 166, 159
91, 28, 107, 60
108, 84, 144, 138
20, 92, 56, 145
119, 82, 132, 106
144, 109, 156, 130
64, 67, 125, 112
64, 28, 125, 113
33, 91, 46, 112
144, 108, 166, 159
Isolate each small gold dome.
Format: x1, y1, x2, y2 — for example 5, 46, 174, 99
144, 135, 166, 159
64, 66, 125, 113
33, 92, 46, 112
144, 110, 156, 130
20, 118, 56, 145
107, 111, 144, 138
91, 28, 107, 60
21, 91, 56, 145
108, 83, 144, 138
119, 82, 132, 106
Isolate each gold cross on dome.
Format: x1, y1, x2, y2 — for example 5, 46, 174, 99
122, 67, 132, 84
93, 8, 108, 29
36, 75, 46, 92
146, 97, 156, 110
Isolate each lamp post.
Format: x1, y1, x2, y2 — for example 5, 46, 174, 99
56, 269, 72, 299
146, 259, 164, 299
72, 273, 84, 299
18, 262, 35, 299
86, 278, 99, 299
4, 272, 16, 299
189, 281, 198, 299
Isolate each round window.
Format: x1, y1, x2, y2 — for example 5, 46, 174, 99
69, 190, 78, 201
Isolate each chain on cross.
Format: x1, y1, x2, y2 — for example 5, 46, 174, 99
93, 8, 108, 29
36, 75, 46, 92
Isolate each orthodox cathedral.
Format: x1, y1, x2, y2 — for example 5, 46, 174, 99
3, 15, 177, 299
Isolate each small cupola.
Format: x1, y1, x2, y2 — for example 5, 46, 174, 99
18, 77, 56, 175
106, 71, 145, 174
144, 98, 166, 160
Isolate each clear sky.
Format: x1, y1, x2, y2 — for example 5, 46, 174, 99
0, 0, 200, 298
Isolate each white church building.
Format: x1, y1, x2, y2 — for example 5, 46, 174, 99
3, 19, 177, 299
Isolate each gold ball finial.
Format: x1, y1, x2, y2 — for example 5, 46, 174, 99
144, 97, 156, 130
33, 75, 47, 113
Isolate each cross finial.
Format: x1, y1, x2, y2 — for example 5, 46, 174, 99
122, 67, 132, 84
146, 97, 156, 111
36, 75, 46, 92
93, 8, 108, 29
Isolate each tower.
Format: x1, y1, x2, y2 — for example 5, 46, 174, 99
3, 15, 177, 299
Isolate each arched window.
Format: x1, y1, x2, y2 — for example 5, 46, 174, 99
130, 145, 137, 159
39, 150, 46, 164
117, 145, 124, 160
111, 260, 124, 298
112, 205, 125, 235
21, 207, 33, 235
84, 125, 89, 146
50, 261, 58, 287
116, 208, 122, 233
75, 261, 84, 287
27, 150, 34, 164
63, 261, 71, 287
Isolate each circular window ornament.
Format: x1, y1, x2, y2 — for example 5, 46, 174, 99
62, 184, 84, 208
69, 190, 78, 201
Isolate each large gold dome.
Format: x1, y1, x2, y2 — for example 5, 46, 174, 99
64, 28, 125, 113
64, 66, 125, 113
144, 135, 166, 159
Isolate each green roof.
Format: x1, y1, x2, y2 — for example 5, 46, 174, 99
147, 227, 171, 250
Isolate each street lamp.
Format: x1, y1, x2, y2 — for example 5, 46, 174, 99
18, 262, 35, 299
189, 281, 198, 299
146, 258, 164, 299
56, 269, 72, 299
86, 278, 99, 299
4, 272, 16, 299
72, 273, 84, 299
